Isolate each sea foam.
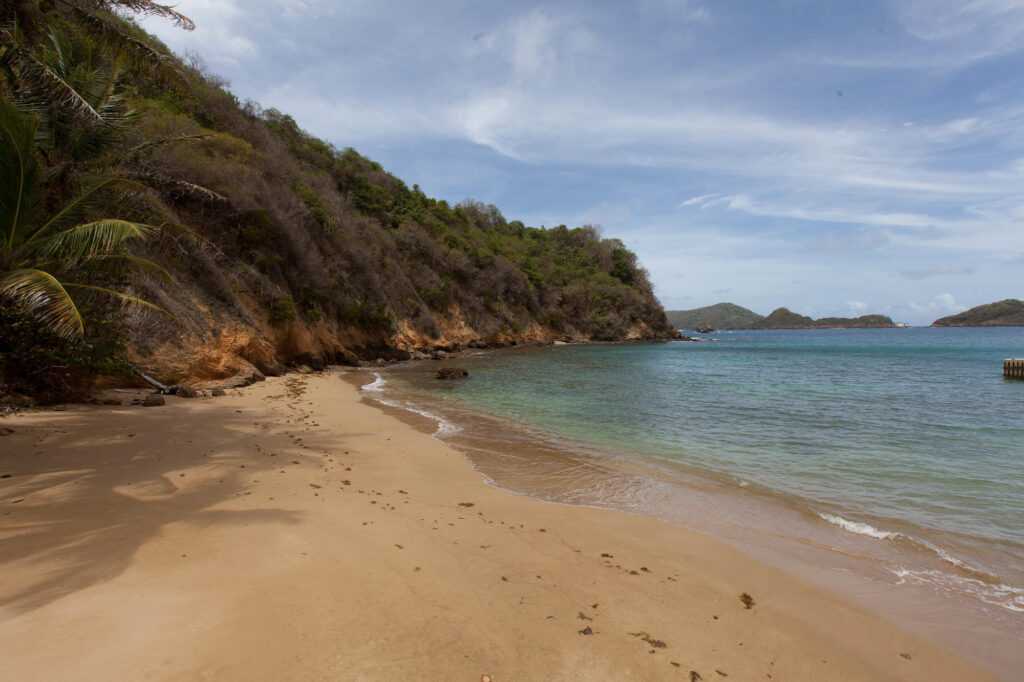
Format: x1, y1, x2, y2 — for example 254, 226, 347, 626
893, 568, 1024, 613
361, 373, 461, 437
818, 512, 900, 540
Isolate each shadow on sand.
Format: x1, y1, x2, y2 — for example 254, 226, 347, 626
0, 402, 303, 613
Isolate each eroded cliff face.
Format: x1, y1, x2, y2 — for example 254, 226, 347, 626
127, 299, 672, 387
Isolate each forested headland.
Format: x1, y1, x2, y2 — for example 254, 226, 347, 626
0, 2, 674, 402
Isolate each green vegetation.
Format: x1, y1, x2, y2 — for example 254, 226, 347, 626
0, 2, 192, 400
666, 302, 765, 330
667, 302, 897, 329
1, 3, 672, 400
812, 314, 895, 329
758, 307, 815, 329
931, 299, 1024, 327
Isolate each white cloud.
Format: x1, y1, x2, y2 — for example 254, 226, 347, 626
676, 193, 719, 208
894, 0, 1024, 48
905, 293, 961, 314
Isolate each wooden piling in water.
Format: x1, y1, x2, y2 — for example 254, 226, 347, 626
1005, 359, 1024, 379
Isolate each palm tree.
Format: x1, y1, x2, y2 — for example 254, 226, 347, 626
1, 0, 193, 121
0, 94, 171, 340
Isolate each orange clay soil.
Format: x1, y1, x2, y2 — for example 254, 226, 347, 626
0, 370, 996, 681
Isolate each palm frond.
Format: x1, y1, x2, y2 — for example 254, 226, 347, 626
131, 170, 224, 200
1, 33, 105, 123
63, 281, 175, 321
0, 97, 41, 252
87, 253, 175, 283
61, 7, 188, 83
121, 133, 210, 161
24, 174, 148, 244
63, 0, 196, 31
32, 218, 156, 260
0, 268, 85, 339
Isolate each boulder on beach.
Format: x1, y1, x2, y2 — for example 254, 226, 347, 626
176, 385, 198, 398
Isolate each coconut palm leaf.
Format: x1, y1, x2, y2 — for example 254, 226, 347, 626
31, 218, 156, 260
63, 281, 175, 320
0, 96, 41, 251
60, 7, 187, 81
0, 32, 105, 123
23, 174, 148, 245
87, 253, 174, 282
131, 171, 224, 200
120, 134, 210, 162
60, 0, 196, 31
0, 267, 85, 338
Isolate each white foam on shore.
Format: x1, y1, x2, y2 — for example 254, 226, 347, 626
893, 568, 1024, 613
818, 512, 901, 540
360, 373, 461, 437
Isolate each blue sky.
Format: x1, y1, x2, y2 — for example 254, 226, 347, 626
142, 1, 1024, 324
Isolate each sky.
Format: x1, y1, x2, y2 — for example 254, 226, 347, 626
140, 0, 1024, 325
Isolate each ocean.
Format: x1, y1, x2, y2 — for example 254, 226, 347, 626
360, 327, 1023, 672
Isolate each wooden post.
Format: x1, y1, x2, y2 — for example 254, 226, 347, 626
1006, 359, 1024, 379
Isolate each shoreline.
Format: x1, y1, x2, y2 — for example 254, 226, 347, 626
0, 369, 1002, 680
356, 361, 1023, 680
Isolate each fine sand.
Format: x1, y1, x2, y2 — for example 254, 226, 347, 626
0, 369, 998, 681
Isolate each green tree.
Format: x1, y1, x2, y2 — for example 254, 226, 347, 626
0, 96, 169, 340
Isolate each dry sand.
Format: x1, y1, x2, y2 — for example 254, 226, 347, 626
0, 369, 997, 681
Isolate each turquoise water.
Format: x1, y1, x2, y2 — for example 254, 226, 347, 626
366, 328, 1024, 624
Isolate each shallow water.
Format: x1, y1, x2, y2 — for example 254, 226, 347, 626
361, 327, 1024, 676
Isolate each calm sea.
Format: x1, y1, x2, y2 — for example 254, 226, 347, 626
361, 327, 1023, 673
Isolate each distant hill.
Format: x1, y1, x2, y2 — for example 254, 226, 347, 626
759, 307, 815, 328
758, 308, 896, 329
931, 299, 1024, 327
665, 303, 765, 330
812, 314, 897, 329
666, 303, 897, 330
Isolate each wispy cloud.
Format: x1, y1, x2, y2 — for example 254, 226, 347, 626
139, 1, 1024, 324
900, 264, 978, 280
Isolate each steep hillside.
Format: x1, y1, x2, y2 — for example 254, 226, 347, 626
111, 51, 675, 384
932, 299, 1024, 327
665, 303, 764, 329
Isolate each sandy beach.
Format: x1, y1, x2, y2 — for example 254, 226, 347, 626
0, 369, 997, 681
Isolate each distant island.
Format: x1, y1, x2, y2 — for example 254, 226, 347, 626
666, 303, 765, 330
931, 299, 1024, 327
666, 302, 898, 330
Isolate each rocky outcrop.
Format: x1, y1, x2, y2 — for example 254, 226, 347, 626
436, 367, 469, 380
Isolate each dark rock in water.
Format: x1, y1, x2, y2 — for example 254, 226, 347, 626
211, 388, 226, 397
436, 367, 469, 380
176, 385, 198, 398
142, 395, 165, 407
374, 358, 388, 367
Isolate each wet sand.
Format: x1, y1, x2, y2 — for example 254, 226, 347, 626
0, 369, 998, 680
